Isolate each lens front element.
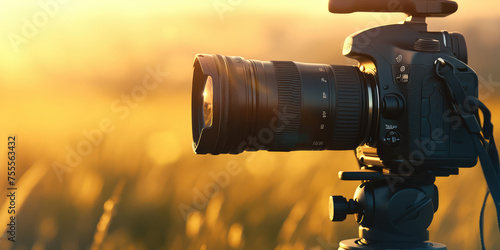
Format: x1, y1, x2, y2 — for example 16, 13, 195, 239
203, 76, 214, 127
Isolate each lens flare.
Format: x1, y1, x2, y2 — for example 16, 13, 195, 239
203, 76, 213, 127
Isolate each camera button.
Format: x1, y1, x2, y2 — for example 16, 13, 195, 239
383, 130, 401, 146
402, 74, 409, 83
395, 73, 409, 84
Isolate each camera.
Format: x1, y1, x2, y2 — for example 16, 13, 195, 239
191, 1, 500, 248
191, 0, 478, 174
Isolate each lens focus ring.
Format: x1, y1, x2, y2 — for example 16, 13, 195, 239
271, 61, 302, 151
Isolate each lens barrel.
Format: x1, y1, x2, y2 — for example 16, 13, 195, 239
192, 54, 377, 154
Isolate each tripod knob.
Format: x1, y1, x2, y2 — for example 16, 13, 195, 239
329, 196, 359, 221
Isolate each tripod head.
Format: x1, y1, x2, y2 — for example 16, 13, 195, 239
329, 0, 458, 18
330, 171, 445, 249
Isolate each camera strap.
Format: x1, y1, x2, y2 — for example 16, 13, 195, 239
435, 58, 500, 249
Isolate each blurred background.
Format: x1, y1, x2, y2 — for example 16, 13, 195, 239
0, 0, 499, 249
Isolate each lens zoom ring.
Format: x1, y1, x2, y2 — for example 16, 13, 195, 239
272, 61, 302, 151
330, 66, 363, 149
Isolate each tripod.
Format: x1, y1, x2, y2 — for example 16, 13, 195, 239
330, 170, 448, 250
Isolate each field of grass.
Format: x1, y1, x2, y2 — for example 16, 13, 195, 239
1, 1, 500, 249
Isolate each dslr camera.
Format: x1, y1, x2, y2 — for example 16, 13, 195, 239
190, 0, 493, 249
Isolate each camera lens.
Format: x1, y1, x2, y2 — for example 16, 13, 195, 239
192, 54, 378, 154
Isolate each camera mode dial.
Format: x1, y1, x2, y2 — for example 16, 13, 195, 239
414, 38, 441, 53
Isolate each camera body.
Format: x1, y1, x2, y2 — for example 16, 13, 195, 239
351, 20, 478, 171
